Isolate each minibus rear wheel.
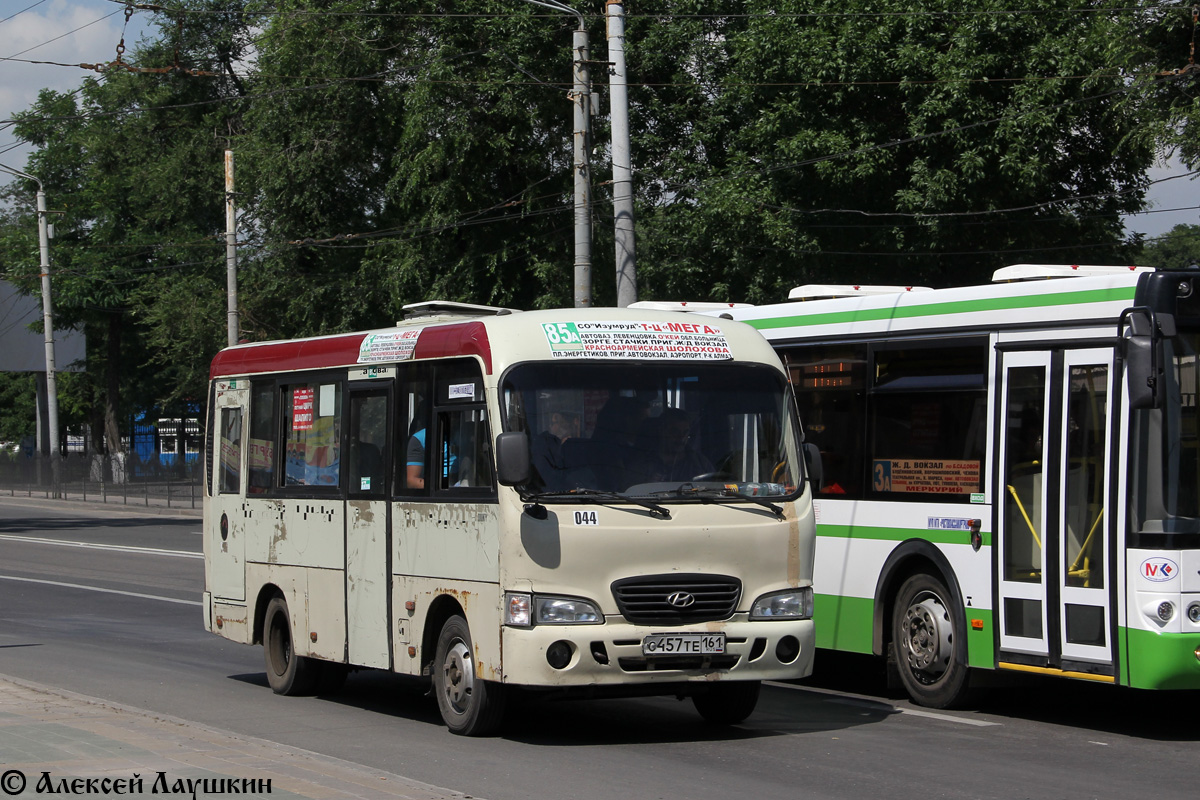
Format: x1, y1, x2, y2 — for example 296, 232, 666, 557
263, 595, 319, 696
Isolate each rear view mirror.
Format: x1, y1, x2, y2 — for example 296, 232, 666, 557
1120, 307, 1173, 410
803, 442, 824, 489
495, 431, 531, 486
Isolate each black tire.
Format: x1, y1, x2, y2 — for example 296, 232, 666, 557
433, 615, 506, 736
692, 681, 761, 725
263, 595, 319, 696
892, 573, 974, 709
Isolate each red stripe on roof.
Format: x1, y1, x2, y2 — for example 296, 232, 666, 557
208, 321, 493, 379
210, 333, 367, 379
413, 321, 492, 373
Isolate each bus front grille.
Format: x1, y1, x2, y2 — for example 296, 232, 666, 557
611, 574, 741, 624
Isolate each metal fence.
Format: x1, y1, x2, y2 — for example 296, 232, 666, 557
0, 452, 204, 510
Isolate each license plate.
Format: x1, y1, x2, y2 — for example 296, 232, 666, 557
642, 632, 726, 656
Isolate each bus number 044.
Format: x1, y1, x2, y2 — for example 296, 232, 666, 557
574, 510, 599, 526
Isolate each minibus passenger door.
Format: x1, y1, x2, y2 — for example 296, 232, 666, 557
345, 377, 393, 670
210, 384, 247, 602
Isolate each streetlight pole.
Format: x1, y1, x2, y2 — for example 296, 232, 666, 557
524, 0, 592, 308
606, 0, 637, 307
0, 162, 61, 492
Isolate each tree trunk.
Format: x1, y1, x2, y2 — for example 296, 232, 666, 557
104, 312, 123, 455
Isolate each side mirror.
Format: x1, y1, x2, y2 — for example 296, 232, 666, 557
495, 431, 531, 486
1120, 308, 1172, 410
803, 442, 824, 490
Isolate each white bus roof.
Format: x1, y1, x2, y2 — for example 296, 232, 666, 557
627, 301, 755, 312
211, 306, 783, 380
787, 285, 933, 301
992, 264, 1153, 281
699, 266, 1157, 340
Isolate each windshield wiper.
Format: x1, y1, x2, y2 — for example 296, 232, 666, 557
521, 489, 671, 519
657, 484, 784, 518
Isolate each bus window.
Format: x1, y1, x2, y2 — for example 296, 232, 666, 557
784, 345, 867, 497
218, 407, 243, 495
348, 392, 388, 495
248, 383, 275, 493
867, 344, 987, 501
281, 380, 342, 488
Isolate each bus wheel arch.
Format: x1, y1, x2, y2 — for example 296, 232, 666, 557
873, 542, 974, 708
252, 584, 283, 646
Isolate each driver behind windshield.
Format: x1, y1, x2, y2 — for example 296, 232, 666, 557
634, 408, 713, 483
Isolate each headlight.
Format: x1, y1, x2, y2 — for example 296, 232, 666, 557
750, 587, 813, 620
504, 593, 602, 626
535, 596, 602, 625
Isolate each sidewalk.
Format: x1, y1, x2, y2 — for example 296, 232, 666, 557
0, 492, 201, 519
0, 674, 473, 799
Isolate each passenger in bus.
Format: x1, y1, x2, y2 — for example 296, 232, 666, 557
405, 426, 459, 490
531, 409, 580, 490
634, 408, 712, 483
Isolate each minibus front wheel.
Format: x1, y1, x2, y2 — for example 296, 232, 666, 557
433, 615, 506, 736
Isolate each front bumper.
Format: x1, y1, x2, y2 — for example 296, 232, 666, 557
500, 613, 814, 687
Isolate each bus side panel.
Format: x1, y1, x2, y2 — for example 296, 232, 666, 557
243, 498, 345, 570
391, 576, 502, 680
245, 562, 347, 662
211, 599, 252, 644
814, 500, 995, 667
393, 502, 501, 583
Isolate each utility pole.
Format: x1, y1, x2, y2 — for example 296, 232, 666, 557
524, 0, 592, 308
0, 163, 61, 493
606, 0, 637, 307
225, 150, 239, 346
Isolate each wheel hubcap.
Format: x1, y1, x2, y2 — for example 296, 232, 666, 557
901, 593, 952, 682
441, 640, 475, 714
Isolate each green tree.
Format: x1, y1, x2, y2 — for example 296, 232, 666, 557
4, 2, 248, 451
1142, 223, 1200, 270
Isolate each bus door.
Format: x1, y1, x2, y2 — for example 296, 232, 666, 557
997, 347, 1115, 671
345, 370, 394, 669
210, 383, 247, 602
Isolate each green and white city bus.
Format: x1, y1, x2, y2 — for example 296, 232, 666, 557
695, 265, 1200, 706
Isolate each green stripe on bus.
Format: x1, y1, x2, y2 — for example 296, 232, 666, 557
817, 523, 992, 548
746, 287, 1138, 331
814, 593, 874, 653
1121, 627, 1200, 690
816, 593, 996, 668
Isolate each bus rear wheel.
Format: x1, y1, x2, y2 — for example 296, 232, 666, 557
692, 681, 761, 725
892, 573, 973, 709
433, 615, 505, 736
264, 596, 319, 696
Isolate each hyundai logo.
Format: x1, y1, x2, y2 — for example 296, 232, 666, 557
666, 591, 696, 608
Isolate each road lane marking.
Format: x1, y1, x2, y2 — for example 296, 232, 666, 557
0, 533, 200, 559
0, 574, 201, 606
765, 681, 1001, 727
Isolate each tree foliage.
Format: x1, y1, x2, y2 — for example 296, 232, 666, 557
1, 0, 1198, 439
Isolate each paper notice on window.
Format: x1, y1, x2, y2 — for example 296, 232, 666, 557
358, 330, 420, 363
873, 459, 980, 494
541, 320, 732, 360
292, 387, 314, 431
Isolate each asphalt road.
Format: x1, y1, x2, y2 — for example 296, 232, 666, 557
1, 497, 1197, 800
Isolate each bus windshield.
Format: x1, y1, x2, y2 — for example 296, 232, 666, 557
501, 362, 802, 500
1131, 329, 1200, 536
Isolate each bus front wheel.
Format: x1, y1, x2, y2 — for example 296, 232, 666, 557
892, 573, 973, 709
433, 615, 505, 736
692, 680, 761, 725
263, 595, 319, 696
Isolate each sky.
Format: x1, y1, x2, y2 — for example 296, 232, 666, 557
0, 0, 1196, 241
